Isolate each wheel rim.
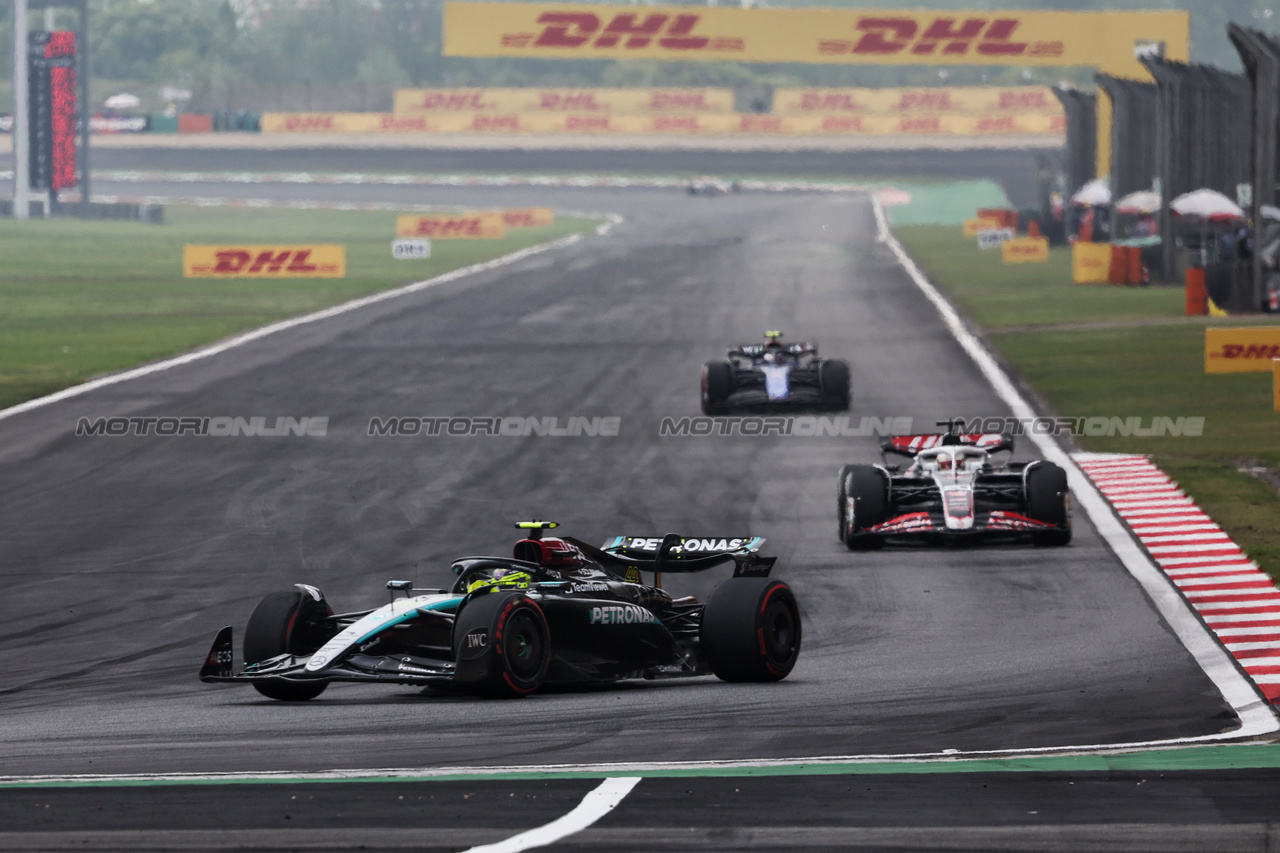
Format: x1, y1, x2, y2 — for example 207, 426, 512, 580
503, 611, 545, 682
762, 597, 798, 667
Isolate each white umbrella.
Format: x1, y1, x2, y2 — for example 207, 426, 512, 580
1115, 190, 1161, 214
1071, 178, 1111, 206
104, 93, 141, 110
1259, 204, 1280, 222
1170, 188, 1245, 221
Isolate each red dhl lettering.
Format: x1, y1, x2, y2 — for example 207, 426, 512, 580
649, 92, 709, 110
1007, 244, 1042, 255
283, 115, 334, 131
379, 116, 430, 131
504, 211, 537, 227
740, 116, 783, 132
410, 217, 486, 237
997, 90, 1050, 110
211, 250, 317, 274
564, 114, 611, 130
653, 116, 701, 132
213, 250, 251, 273
851, 17, 1028, 57
897, 91, 953, 110
800, 93, 865, 111
1219, 344, 1280, 359
418, 92, 490, 111
471, 114, 520, 131
529, 11, 709, 51
976, 116, 1016, 132
540, 92, 604, 111
899, 116, 941, 132
822, 116, 865, 132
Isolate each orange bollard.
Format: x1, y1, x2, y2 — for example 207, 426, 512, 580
1185, 267, 1207, 315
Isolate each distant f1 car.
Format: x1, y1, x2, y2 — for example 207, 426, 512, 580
836, 421, 1072, 549
200, 522, 801, 700
687, 175, 740, 196
701, 331, 850, 415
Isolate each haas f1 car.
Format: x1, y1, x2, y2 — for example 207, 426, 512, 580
200, 523, 801, 700
836, 421, 1072, 549
701, 331, 850, 415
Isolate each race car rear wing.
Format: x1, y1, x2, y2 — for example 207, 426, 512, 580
563, 534, 773, 584
880, 432, 1015, 458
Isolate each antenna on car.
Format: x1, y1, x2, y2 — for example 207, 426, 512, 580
935, 419, 967, 445
515, 520, 558, 541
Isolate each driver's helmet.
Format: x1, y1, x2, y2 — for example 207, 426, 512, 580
937, 455, 953, 470
764, 330, 784, 348
467, 568, 532, 595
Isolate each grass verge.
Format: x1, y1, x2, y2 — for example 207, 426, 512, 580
896, 224, 1280, 579
0, 206, 598, 410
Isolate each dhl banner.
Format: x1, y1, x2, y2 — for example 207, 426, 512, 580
443, 3, 1188, 76
393, 87, 734, 115
962, 217, 1002, 237
498, 208, 555, 228
1205, 327, 1280, 374
397, 213, 506, 239
1071, 242, 1112, 284
1001, 236, 1050, 264
772, 87, 1063, 115
183, 245, 345, 278
264, 111, 1063, 136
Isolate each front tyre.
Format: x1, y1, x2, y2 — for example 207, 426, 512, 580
1025, 461, 1072, 546
453, 591, 551, 698
701, 360, 734, 415
819, 358, 851, 411
701, 578, 801, 682
842, 465, 888, 550
243, 589, 333, 701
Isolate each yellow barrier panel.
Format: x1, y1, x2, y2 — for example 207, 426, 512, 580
1002, 236, 1050, 263
1204, 327, 1280, 374
494, 208, 556, 228
962, 217, 1001, 238
1274, 359, 1280, 411
772, 86, 1063, 115
443, 4, 1188, 78
183, 245, 345, 278
396, 213, 506, 239
393, 87, 735, 115
1071, 242, 1111, 284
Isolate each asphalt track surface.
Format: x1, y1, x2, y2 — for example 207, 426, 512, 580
1, 171, 1275, 849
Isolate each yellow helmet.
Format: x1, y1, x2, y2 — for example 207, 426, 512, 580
467, 568, 532, 595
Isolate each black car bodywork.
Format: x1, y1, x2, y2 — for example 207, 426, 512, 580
701, 341, 850, 415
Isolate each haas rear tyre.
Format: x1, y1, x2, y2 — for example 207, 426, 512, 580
701, 578, 801, 682
1025, 461, 1072, 546
819, 359, 851, 411
453, 591, 550, 698
243, 589, 334, 701
841, 465, 887, 550
701, 360, 733, 415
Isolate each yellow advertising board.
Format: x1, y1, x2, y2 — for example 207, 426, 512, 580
1001, 236, 1050, 264
396, 213, 507, 239
1071, 242, 1111, 284
443, 4, 1188, 77
773, 86, 1063, 115
1204, 327, 1280, 374
183, 245, 345, 278
393, 87, 735, 115
1273, 359, 1280, 410
495, 208, 556, 228
962, 217, 1001, 238
260, 113, 443, 133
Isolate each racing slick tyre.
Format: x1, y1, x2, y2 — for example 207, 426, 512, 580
453, 591, 551, 698
841, 465, 887, 550
701, 578, 801, 682
701, 360, 734, 415
243, 590, 334, 701
819, 358, 851, 411
1025, 461, 1072, 547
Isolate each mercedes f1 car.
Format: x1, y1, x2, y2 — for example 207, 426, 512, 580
199, 522, 801, 700
701, 331, 850, 415
836, 421, 1072, 549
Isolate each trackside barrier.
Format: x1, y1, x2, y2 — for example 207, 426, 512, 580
1204, 327, 1280, 373
1071, 242, 1111, 283
1274, 358, 1280, 411
1001, 236, 1049, 263
1186, 268, 1208, 315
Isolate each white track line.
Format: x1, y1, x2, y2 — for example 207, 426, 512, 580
0, 232, 594, 424
872, 198, 1277, 740
463, 777, 640, 853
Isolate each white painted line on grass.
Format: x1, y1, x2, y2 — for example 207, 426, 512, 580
463, 777, 640, 853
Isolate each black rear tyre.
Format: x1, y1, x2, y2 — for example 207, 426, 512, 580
701, 578, 801, 682
1025, 461, 1072, 546
701, 360, 734, 415
836, 464, 857, 542
819, 359, 851, 411
841, 465, 888, 550
453, 591, 551, 698
243, 590, 333, 701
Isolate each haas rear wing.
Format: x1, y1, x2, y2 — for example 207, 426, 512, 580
564, 533, 774, 577
881, 432, 1015, 457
